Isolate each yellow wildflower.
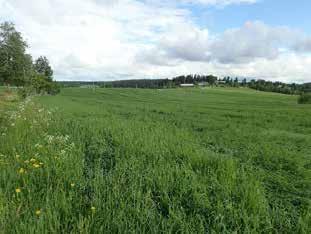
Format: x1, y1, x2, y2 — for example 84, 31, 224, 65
39, 162, 44, 165
33, 163, 40, 168
15, 188, 21, 193
30, 158, 36, 163
91, 206, 96, 213
70, 183, 75, 188
18, 168, 25, 174
35, 209, 41, 216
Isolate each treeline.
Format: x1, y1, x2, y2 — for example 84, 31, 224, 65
59, 75, 219, 89
103, 75, 218, 88
60, 75, 310, 96
246, 79, 310, 95
103, 79, 173, 89
172, 74, 218, 85
0, 22, 59, 96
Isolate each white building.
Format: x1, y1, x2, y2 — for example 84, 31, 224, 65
180, 84, 194, 87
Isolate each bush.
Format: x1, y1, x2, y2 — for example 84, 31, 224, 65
47, 81, 61, 95
298, 93, 311, 104
31, 74, 60, 95
17, 86, 35, 99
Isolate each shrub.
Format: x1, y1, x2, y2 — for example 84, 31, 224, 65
47, 81, 61, 95
298, 93, 311, 104
31, 75, 60, 95
17, 86, 35, 99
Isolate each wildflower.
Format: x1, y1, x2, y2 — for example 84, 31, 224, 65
15, 188, 21, 193
24, 160, 30, 164
18, 168, 25, 174
30, 158, 36, 163
35, 209, 41, 216
70, 183, 75, 188
91, 206, 96, 213
33, 163, 40, 168
39, 162, 44, 165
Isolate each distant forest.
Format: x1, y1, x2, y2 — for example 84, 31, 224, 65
59, 74, 311, 95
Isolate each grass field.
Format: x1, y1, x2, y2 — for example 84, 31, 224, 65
0, 87, 310, 233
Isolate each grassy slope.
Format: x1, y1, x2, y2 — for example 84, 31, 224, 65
0, 87, 19, 126
0, 87, 310, 233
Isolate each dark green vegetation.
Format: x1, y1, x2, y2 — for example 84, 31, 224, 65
0, 22, 59, 95
299, 93, 311, 104
0, 87, 310, 233
59, 76, 311, 96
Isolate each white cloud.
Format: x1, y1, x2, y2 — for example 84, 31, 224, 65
0, 0, 311, 83
209, 21, 300, 64
181, 0, 258, 6
294, 38, 311, 53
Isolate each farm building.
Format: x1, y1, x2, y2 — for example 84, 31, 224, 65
180, 84, 194, 87
217, 80, 226, 84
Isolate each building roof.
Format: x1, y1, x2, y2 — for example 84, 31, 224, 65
180, 84, 194, 87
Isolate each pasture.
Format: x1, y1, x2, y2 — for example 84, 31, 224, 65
0, 87, 310, 233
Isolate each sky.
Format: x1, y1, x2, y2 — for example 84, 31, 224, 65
0, 0, 311, 83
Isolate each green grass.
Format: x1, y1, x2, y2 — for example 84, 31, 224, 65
0, 87, 310, 233
0, 87, 19, 127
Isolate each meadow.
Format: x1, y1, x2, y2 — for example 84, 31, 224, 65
0, 87, 310, 233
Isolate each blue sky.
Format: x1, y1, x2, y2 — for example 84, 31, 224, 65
194, 0, 310, 33
1, 0, 311, 83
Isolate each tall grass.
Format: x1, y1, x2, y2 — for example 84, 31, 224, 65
298, 93, 311, 104
0, 87, 310, 233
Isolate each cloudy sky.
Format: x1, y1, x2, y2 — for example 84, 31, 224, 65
1, 0, 311, 83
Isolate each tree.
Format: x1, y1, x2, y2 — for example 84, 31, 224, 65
234, 77, 239, 87
34, 56, 53, 82
0, 22, 32, 86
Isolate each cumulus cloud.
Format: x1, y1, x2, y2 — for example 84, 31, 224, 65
181, 0, 258, 6
0, 0, 311, 83
137, 21, 210, 63
208, 21, 299, 64
146, 21, 309, 65
293, 38, 311, 53
160, 25, 210, 61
